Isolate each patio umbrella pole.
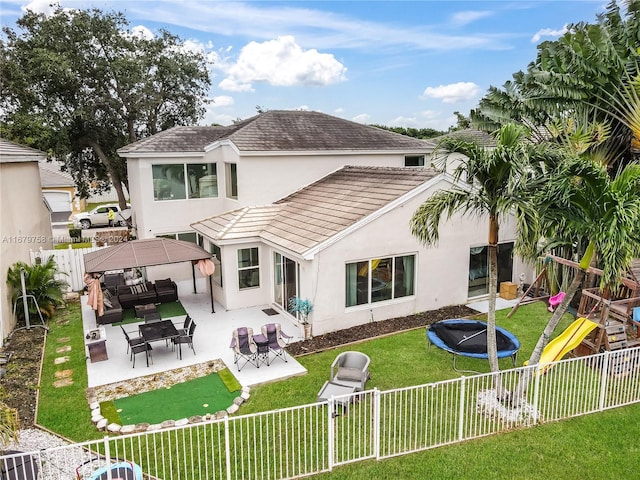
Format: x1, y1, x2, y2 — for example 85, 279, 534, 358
209, 275, 215, 313
192, 263, 197, 293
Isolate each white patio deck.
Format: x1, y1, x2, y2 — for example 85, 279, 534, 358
82, 291, 307, 389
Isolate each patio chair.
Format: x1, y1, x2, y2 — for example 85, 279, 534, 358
130, 341, 152, 368
173, 321, 196, 360
144, 312, 162, 323
120, 325, 144, 357
330, 351, 371, 391
175, 315, 193, 336
230, 327, 259, 371
261, 323, 292, 365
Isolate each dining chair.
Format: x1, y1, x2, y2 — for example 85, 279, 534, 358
144, 312, 162, 323
176, 315, 193, 336
173, 321, 196, 359
120, 325, 144, 357
131, 342, 153, 368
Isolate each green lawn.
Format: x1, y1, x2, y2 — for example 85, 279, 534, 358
37, 299, 640, 478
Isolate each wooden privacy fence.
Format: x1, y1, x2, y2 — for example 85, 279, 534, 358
2, 347, 640, 479
30, 246, 107, 292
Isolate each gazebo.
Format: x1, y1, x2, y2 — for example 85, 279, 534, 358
84, 238, 215, 313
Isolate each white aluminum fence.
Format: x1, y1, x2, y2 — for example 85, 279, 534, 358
30, 246, 107, 292
3, 347, 639, 479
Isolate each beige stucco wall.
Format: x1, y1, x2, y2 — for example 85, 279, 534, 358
1, 161, 53, 344
125, 146, 428, 239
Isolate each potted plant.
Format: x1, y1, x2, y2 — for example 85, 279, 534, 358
288, 296, 313, 340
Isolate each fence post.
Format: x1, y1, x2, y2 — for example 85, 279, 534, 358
327, 399, 335, 471
103, 436, 112, 480
224, 416, 231, 480
532, 366, 541, 425
373, 388, 381, 460
458, 376, 466, 441
598, 350, 611, 411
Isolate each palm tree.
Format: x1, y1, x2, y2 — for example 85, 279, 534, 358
6, 256, 68, 324
410, 123, 555, 374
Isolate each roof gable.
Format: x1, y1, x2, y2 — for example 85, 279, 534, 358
191, 166, 442, 257
0, 139, 46, 163
119, 111, 435, 155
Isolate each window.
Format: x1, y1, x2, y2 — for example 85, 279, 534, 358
238, 247, 259, 289
225, 163, 238, 199
156, 232, 202, 244
152, 163, 217, 200
467, 242, 514, 297
346, 254, 415, 307
404, 155, 425, 167
210, 243, 223, 287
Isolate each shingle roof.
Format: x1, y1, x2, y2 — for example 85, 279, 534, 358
119, 111, 435, 155
191, 166, 441, 257
39, 159, 74, 187
431, 129, 496, 147
0, 138, 47, 163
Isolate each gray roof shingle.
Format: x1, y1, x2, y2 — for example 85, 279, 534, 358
191, 166, 440, 257
0, 138, 47, 163
119, 111, 435, 155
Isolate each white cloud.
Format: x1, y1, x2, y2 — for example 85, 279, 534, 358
531, 25, 568, 43
450, 10, 493, 27
131, 25, 154, 40
334, 107, 344, 114
218, 36, 347, 92
421, 82, 481, 104
22, 0, 58, 15
211, 95, 234, 107
352, 113, 370, 124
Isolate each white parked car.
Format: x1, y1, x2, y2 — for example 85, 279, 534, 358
72, 204, 131, 229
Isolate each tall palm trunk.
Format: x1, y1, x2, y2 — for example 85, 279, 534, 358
487, 215, 500, 373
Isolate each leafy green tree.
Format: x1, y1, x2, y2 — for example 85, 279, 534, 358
473, 0, 640, 167
0, 8, 211, 207
410, 124, 556, 376
6, 256, 68, 324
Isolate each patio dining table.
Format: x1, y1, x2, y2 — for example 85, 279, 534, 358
139, 319, 179, 367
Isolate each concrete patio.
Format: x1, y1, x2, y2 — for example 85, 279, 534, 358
82, 285, 308, 389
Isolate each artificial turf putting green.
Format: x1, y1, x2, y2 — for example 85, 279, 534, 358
114, 372, 239, 424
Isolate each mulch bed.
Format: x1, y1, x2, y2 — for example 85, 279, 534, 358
0, 303, 476, 428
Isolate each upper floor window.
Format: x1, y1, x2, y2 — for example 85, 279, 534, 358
152, 163, 217, 201
225, 163, 238, 199
404, 155, 425, 167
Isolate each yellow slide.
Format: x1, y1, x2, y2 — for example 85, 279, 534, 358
535, 317, 598, 374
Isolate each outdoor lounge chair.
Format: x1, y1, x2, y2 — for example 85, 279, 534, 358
230, 327, 259, 371
330, 351, 371, 391
173, 321, 196, 359
261, 323, 292, 365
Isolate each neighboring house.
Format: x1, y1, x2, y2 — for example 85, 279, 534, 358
118, 110, 436, 240
191, 166, 529, 336
0, 139, 53, 345
39, 158, 85, 217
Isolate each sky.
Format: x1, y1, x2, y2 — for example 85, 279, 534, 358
0, 0, 607, 131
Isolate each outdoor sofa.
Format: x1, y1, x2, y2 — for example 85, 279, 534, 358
116, 282, 157, 309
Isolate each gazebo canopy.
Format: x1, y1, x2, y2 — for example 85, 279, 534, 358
84, 238, 211, 274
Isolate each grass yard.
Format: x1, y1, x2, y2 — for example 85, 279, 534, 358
36, 299, 640, 479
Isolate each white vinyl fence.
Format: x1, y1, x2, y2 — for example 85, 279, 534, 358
3, 347, 640, 479
30, 246, 107, 292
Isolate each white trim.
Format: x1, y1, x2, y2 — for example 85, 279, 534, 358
302, 173, 452, 260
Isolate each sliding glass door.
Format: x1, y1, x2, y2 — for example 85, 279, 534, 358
274, 252, 298, 312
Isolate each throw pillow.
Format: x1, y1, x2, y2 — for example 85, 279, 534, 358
103, 298, 113, 309
132, 285, 141, 294
102, 289, 112, 299
337, 367, 362, 382
139, 283, 148, 293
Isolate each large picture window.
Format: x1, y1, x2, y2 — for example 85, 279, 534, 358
152, 163, 217, 200
467, 242, 514, 297
346, 254, 415, 307
238, 247, 259, 289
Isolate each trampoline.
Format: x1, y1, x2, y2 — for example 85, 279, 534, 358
427, 319, 520, 372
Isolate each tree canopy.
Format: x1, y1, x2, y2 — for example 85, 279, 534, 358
0, 7, 212, 206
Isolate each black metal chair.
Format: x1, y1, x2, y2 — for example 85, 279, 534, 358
230, 327, 258, 371
120, 325, 144, 356
173, 321, 196, 359
175, 315, 193, 336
